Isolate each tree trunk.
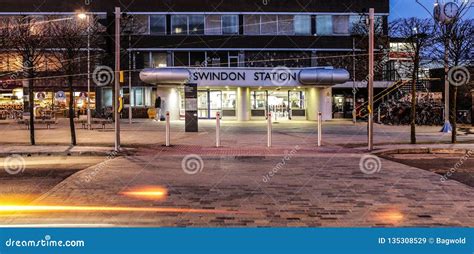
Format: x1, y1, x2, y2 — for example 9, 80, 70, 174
68, 75, 77, 146
451, 86, 457, 143
28, 79, 35, 145
24, 58, 35, 145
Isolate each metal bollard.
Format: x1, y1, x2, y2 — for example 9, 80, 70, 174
216, 111, 221, 148
165, 111, 170, 147
317, 112, 322, 147
267, 112, 272, 147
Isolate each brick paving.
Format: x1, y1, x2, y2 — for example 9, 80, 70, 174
1, 152, 472, 227
0, 119, 472, 227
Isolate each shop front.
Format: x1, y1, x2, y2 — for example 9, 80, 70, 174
0, 84, 96, 120
140, 67, 350, 121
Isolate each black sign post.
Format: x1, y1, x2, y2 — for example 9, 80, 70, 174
184, 83, 198, 132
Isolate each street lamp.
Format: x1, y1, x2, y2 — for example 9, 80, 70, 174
77, 11, 92, 130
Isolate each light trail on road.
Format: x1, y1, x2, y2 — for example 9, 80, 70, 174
0, 205, 246, 215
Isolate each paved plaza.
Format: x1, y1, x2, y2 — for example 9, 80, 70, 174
0, 119, 472, 227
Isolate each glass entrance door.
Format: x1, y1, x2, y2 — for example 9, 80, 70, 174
198, 90, 222, 119
267, 90, 290, 120
209, 91, 222, 118
198, 91, 209, 118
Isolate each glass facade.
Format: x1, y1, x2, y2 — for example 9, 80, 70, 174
150, 15, 166, 34
171, 15, 187, 34
222, 15, 239, 34
316, 15, 333, 35
294, 15, 311, 35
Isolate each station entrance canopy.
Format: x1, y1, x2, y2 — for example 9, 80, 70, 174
139, 67, 350, 87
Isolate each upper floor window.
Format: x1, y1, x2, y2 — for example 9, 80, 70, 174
244, 15, 260, 35
189, 15, 205, 34
244, 15, 311, 35
222, 15, 239, 35
171, 15, 187, 34
316, 15, 333, 35
171, 15, 204, 34
204, 15, 239, 35
294, 15, 311, 35
150, 15, 166, 35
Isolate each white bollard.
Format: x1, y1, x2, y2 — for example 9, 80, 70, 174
216, 111, 221, 148
165, 111, 170, 147
317, 112, 322, 147
267, 112, 272, 147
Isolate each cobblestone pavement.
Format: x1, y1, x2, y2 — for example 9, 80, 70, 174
0, 119, 472, 227
1, 149, 472, 227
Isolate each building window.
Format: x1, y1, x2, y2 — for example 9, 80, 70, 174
173, 52, 189, 66
260, 15, 277, 35
142, 52, 151, 68
294, 15, 311, 35
171, 15, 187, 34
244, 15, 260, 35
205, 15, 222, 35
277, 15, 294, 35
316, 15, 333, 35
152, 52, 167, 67
190, 52, 206, 66
189, 15, 205, 35
333, 15, 349, 34
130, 15, 149, 34
222, 15, 239, 34
150, 15, 166, 35
129, 87, 152, 107
222, 90, 236, 109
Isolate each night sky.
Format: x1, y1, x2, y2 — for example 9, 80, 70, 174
390, 0, 474, 21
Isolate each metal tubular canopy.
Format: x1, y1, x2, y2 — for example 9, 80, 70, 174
139, 68, 191, 84
298, 68, 350, 85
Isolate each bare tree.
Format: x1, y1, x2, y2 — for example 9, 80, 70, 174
442, 19, 473, 142
0, 16, 51, 145
391, 18, 435, 144
48, 15, 100, 145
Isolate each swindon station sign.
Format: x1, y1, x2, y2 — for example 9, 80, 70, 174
188, 67, 300, 87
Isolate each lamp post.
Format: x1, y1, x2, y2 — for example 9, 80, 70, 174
114, 7, 121, 151
368, 8, 375, 151
78, 12, 91, 130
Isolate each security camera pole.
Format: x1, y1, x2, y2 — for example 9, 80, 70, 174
115, 7, 121, 151
368, 8, 374, 151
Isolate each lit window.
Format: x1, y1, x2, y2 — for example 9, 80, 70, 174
189, 15, 205, 35
294, 15, 311, 35
222, 15, 239, 34
171, 15, 187, 34
316, 15, 332, 36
